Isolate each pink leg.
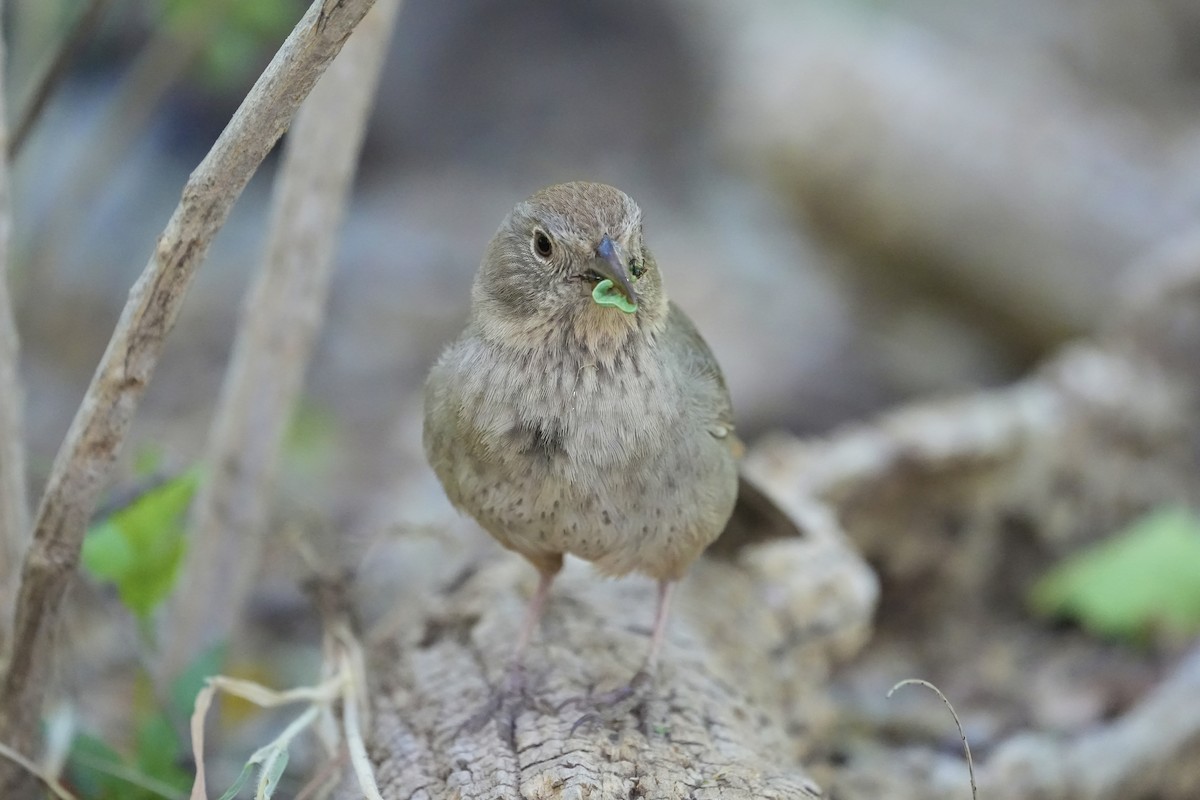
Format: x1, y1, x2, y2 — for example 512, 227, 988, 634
566, 580, 678, 731
510, 569, 556, 669
643, 580, 675, 674
461, 567, 558, 734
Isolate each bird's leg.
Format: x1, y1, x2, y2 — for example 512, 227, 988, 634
566, 580, 676, 732
502, 567, 557, 687
642, 580, 675, 676
461, 564, 559, 736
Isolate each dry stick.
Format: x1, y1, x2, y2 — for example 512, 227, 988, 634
888, 679, 977, 800
8, 0, 116, 159
0, 2, 31, 653
0, 0, 379, 788
162, 0, 402, 684
0, 740, 76, 800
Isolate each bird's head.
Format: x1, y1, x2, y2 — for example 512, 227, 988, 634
471, 182, 668, 348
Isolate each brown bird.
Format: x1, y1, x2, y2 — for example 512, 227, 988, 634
424, 181, 742, 701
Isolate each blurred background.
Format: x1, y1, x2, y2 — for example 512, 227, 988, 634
13, 0, 1200, 510
7, 0, 1200, 793
11, 0, 1200, 522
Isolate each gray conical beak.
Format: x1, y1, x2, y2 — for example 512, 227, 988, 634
594, 235, 637, 305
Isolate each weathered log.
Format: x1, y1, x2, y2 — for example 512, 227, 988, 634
337, 495, 877, 799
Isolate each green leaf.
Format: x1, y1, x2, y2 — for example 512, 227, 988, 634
1029, 507, 1200, 642
65, 733, 128, 799
82, 469, 201, 619
66, 726, 189, 800
592, 279, 638, 313
218, 741, 288, 800
134, 713, 191, 795
81, 521, 136, 580
216, 761, 256, 800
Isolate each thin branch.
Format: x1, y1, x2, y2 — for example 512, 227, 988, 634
0, 0, 379, 789
8, 0, 116, 159
163, 0, 402, 684
0, 739, 77, 800
0, 0, 32, 653
888, 679, 977, 800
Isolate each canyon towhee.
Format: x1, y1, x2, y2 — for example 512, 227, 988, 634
425, 181, 764, 704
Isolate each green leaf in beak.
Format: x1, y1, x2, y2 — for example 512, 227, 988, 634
592, 279, 637, 313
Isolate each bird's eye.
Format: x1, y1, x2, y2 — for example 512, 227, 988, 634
630, 258, 645, 279
532, 230, 554, 259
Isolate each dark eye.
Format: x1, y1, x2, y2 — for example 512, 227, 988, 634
630, 258, 645, 279
532, 231, 553, 259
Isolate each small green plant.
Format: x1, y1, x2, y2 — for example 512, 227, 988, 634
67, 469, 223, 799
1029, 506, 1200, 642
81, 468, 200, 624
66, 645, 224, 799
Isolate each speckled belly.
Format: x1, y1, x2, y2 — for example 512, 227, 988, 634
452, 425, 738, 582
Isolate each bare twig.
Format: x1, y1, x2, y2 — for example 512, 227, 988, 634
341, 643, 383, 800
188, 653, 363, 800
0, 0, 380, 788
0, 0, 32, 653
888, 679, 977, 800
8, 0, 115, 159
164, 0, 402, 684
0, 739, 76, 800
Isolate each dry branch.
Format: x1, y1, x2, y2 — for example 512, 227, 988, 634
0, 0, 379, 788
164, 0, 403, 684
0, 6, 31, 652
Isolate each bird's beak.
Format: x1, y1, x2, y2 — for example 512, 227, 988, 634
593, 235, 637, 306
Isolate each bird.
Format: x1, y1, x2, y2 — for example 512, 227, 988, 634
423, 181, 744, 706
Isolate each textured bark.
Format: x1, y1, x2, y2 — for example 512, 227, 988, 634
163, 0, 402, 686
0, 0, 378, 790
0, 4, 31, 648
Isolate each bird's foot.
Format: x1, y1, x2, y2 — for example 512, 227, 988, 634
459, 666, 548, 744
563, 669, 656, 734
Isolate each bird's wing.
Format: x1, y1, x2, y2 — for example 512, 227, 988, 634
665, 301, 740, 454
661, 309, 807, 550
